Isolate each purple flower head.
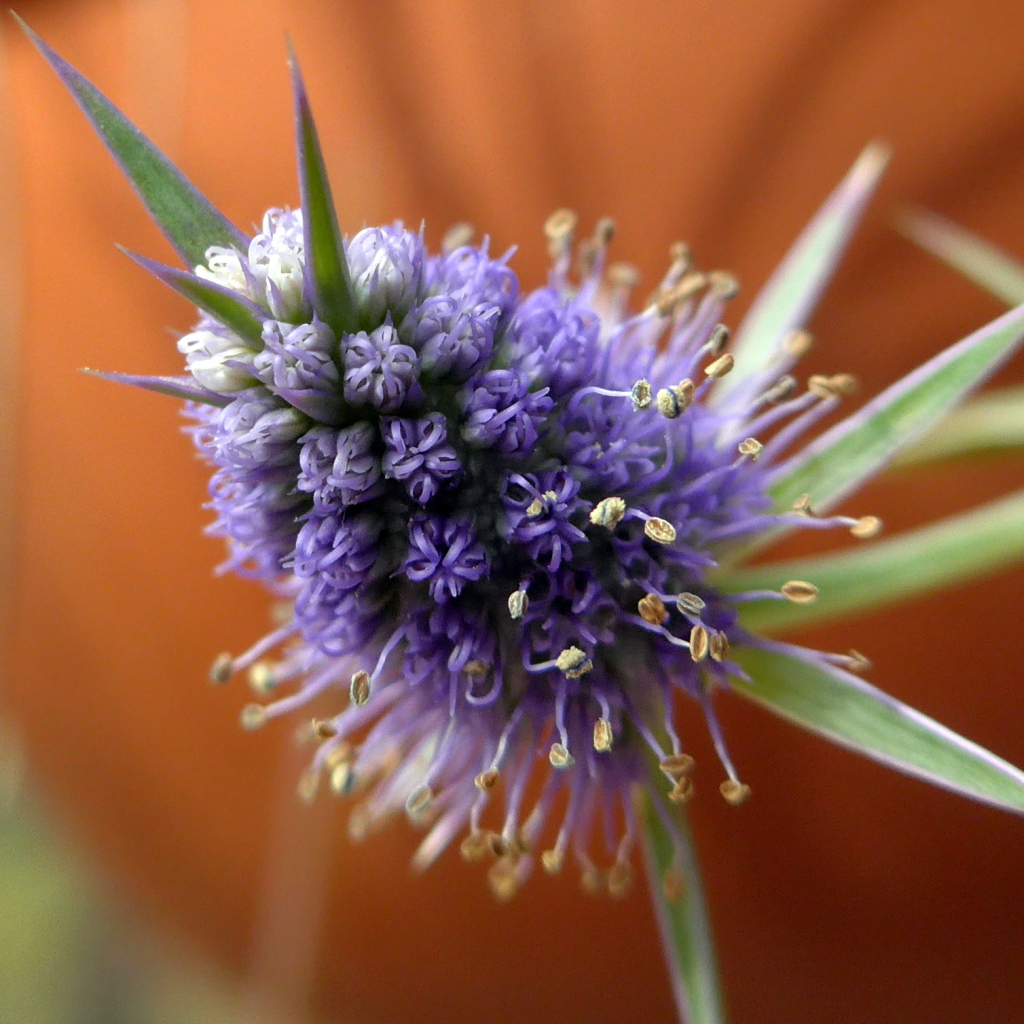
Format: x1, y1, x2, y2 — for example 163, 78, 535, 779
426, 240, 518, 320
381, 414, 461, 504
459, 369, 553, 454
253, 317, 342, 423
404, 514, 489, 602
297, 422, 383, 509
343, 319, 422, 413
406, 294, 496, 382
346, 224, 425, 323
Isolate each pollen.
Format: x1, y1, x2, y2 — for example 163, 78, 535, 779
556, 646, 593, 678
590, 496, 626, 529
593, 718, 614, 752
781, 580, 819, 603
507, 589, 529, 619
851, 515, 883, 539
350, 670, 371, 706
644, 517, 677, 544
549, 742, 576, 769
720, 779, 752, 806
638, 592, 669, 625
689, 624, 710, 662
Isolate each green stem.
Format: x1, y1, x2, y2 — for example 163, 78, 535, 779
640, 787, 727, 1024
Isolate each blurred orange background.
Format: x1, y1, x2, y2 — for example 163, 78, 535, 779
3, 1, 1024, 1022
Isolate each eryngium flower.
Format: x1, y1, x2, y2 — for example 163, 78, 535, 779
178, 204, 893, 900
34, 27, 1024, 905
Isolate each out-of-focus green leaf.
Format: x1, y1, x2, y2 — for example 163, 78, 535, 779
717, 489, 1024, 633
896, 206, 1024, 306
732, 644, 1024, 813
640, 788, 726, 1024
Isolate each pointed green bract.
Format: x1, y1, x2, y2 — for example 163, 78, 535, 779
290, 50, 357, 336
893, 385, 1024, 466
732, 644, 1024, 814
641, 790, 727, 1024
719, 489, 1024, 633
768, 303, 1024, 514
121, 249, 266, 348
715, 142, 889, 404
19, 15, 246, 268
83, 369, 233, 407
897, 206, 1024, 306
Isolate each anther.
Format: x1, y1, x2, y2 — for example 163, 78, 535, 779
405, 784, 433, 817
348, 806, 370, 842
549, 742, 576, 769
844, 649, 872, 673
608, 263, 640, 289
669, 241, 691, 268
709, 631, 730, 662
764, 375, 798, 403
655, 273, 707, 316
544, 208, 578, 243
488, 858, 520, 902
660, 753, 695, 778
738, 437, 763, 460
580, 866, 604, 896
441, 222, 473, 253
638, 592, 669, 626
644, 517, 677, 544
676, 592, 706, 615
488, 832, 511, 858
475, 768, 500, 791
508, 589, 529, 619
593, 217, 616, 246
329, 761, 355, 796
555, 646, 593, 679
460, 831, 491, 864
630, 379, 653, 409
707, 323, 731, 356
240, 703, 267, 731
851, 515, 882, 539
708, 271, 740, 299
808, 374, 846, 399
791, 493, 814, 515
541, 848, 564, 874
781, 580, 819, 604
247, 661, 278, 695
607, 862, 634, 899
590, 496, 626, 530
312, 718, 338, 739
463, 660, 488, 678
720, 779, 752, 806
593, 718, 614, 752
526, 498, 544, 517
297, 769, 321, 805
663, 868, 686, 903
704, 353, 734, 379
350, 670, 371, 706
656, 387, 681, 419
783, 329, 813, 357
689, 625, 709, 662
210, 653, 233, 685
669, 776, 695, 804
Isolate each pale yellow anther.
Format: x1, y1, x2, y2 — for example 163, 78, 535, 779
669, 776, 696, 804
247, 661, 278, 695
608, 262, 640, 289
577, 239, 599, 276
707, 324, 731, 357
312, 718, 338, 739
851, 515, 882, 539
488, 832, 511, 858
348, 806, 370, 842
475, 768, 499, 791
808, 373, 855, 399
593, 718, 614, 753
844, 649, 872, 673
405, 783, 433, 817
350, 670, 371, 706
676, 592, 706, 615
590, 496, 626, 529
325, 742, 353, 770
638, 592, 669, 626
549, 742, 576, 769
828, 373, 858, 396
544, 208, 578, 242
240, 703, 267, 731
783, 329, 813, 358
705, 353, 735, 379
463, 659, 488, 678
555, 646, 593, 679
607, 861, 634, 899
297, 768, 320, 805
738, 437, 763, 460
441, 222, 474, 253
660, 752, 695, 778
709, 630, 730, 662
630, 379, 652, 409
663, 868, 687, 903
781, 580, 819, 604
689, 624, 710, 662
669, 241, 691, 268
525, 498, 544, 517
644, 517, 677, 544
720, 779, 752, 806
507, 589, 529, 619
580, 866, 604, 896
593, 217, 616, 246
210, 653, 233, 686
656, 387, 682, 419
460, 830, 491, 864
655, 272, 707, 316
708, 271, 740, 299
764, 374, 798, 403
792, 493, 814, 515
329, 761, 354, 796
488, 857, 520, 902
541, 848, 564, 874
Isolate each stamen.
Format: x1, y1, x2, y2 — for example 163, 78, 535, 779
544, 208, 577, 248
707, 323, 731, 356
631, 379, 653, 409
240, 703, 268, 731
549, 742, 576, 769
737, 437, 763, 460
248, 661, 280, 695
689, 625, 710, 662
329, 761, 355, 796
792, 493, 813, 514
312, 718, 338, 739
593, 718, 613, 752
405, 783, 433, 817
660, 753, 695, 779
643, 517, 677, 545
709, 631, 730, 662
808, 373, 857, 398
350, 670, 371, 706
783, 329, 813, 358
655, 379, 694, 419
541, 848, 564, 874
638, 593, 669, 626
296, 768, 320, 804
781, 580, 819, 604
676, 592, 706, 616
589, 496, 626, 529
508, 589, 529, 619
475, 768, 500, 791
441, 222, 473, 252
654, 272, 707, 317
762, 374, 798, 404
460, 830, 492, 863
607, 861, 634, 899
720, 779, 752, 806
209, 652, 233, 685
555, 646, 593, 678
669, 776, 695, 804
708, 271, 739, 299
704, 353, 734, 379
851, 515, 882, 539
488, 858, 521, 902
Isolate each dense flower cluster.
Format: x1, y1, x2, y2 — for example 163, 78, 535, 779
194, 208, 877, 898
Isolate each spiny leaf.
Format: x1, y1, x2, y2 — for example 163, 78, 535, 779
715, 142, 889, 407
289, 46, 357, 335
19, 16, 247, 267
718, 489, 1024, 633
731, 643, 1024, 814
120, 249, 266, 348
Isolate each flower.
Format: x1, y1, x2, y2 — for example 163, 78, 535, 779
32, 27, 1024, 914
